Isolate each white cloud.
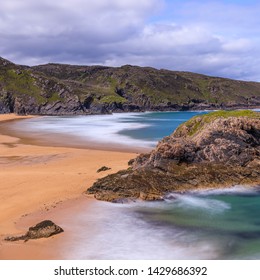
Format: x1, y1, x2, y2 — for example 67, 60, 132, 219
0, 0, 260, 81
0, 0, 154, 64
222, 38, 253, 53
0, 0, 159, 38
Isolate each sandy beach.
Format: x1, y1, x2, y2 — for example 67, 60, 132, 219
0, 114, 136, 259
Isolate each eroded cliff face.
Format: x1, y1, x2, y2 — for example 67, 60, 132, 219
87, 111, 260, 202
0, 57, 85, 115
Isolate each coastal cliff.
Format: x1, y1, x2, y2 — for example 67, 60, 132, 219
87, 110, 260, 201
1, 56, 260, 115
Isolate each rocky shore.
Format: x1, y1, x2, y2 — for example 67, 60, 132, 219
87, 110, 260, 201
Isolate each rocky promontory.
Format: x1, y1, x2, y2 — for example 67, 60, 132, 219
87, 110, 260, 201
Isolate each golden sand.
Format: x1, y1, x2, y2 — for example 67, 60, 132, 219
0, 114, 136, 259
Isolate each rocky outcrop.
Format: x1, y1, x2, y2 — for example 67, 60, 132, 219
0, 56, 260, 115
5, 220, 64, 242
87, 111, 260, 202
97, 166, 111, 173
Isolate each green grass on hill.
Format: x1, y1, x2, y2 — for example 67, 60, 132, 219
176, 110, 260, 136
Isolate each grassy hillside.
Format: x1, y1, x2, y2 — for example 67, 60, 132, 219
0, 56, 260, 115
33, 63, 260, 110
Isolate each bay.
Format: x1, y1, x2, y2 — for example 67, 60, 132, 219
12, 111, 260, 259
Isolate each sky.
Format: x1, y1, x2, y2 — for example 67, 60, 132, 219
0, 0, 260, 81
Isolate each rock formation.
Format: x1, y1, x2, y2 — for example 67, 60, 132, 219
5, 220, 64, 242
97, 166, 111, 172
87, 110, 260, 202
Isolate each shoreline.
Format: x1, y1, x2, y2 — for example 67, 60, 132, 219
0, 114, 136, 259
2, 108, 259, 155
0, 116, 148, 154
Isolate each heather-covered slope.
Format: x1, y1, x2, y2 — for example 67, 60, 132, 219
87, 110, 260, 202
0, 56, 260, 115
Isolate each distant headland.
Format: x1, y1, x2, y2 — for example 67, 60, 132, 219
0, 56, 260, 116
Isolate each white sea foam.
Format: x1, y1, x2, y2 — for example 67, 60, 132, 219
165, 193, 230, 213
63, 200, 221, 260
187, 185, 260, 196
13, 113, 158, 149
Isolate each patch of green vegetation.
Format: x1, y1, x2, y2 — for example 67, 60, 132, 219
100, 95, 127, 104
0, 69, 45, 104
204, 110, 259, 119
47, 92, 64, 103
108, 76, 117, 88
176, 110, 260, 136
195, 78, 210, 98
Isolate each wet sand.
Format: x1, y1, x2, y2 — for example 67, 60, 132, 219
0, 114, 136, 259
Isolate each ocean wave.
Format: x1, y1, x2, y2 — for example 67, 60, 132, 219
187, 185, 260, 196
165, 193, 231, 213
12, 115, 156, 149
66, 199, 220, 260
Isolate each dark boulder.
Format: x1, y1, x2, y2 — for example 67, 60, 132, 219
97, 166, 111, 172
5, 220, 64, 242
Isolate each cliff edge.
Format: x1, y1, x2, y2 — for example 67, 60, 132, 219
87, 110, 260, 201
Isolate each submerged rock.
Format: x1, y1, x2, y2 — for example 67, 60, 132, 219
5, 220, 64, 242
87, 110, 260, 202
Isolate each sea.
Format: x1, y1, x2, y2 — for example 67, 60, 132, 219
11, 110, 260, 259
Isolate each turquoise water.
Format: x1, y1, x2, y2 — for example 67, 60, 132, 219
62, 187, 260, 259
134, 188, 260, 259
117, 111, 207, 142
12, 110, 260, 259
